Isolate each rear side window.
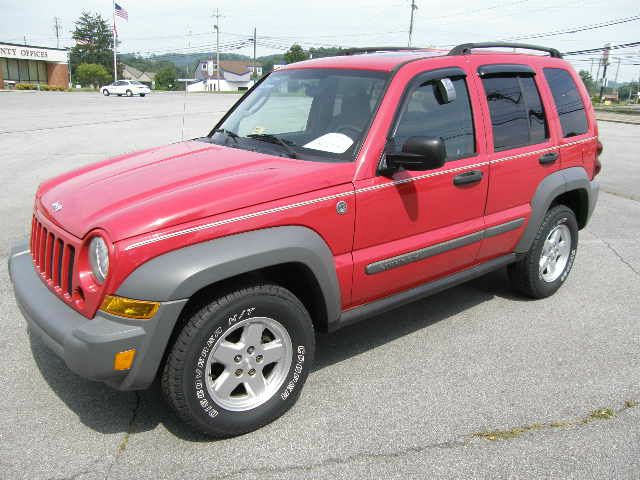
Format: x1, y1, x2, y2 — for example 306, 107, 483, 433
543, 68, 588, 137
481, 74, 549, 151
394, 77, 475, 161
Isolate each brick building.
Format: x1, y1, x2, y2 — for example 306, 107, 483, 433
0, 42, 69, 89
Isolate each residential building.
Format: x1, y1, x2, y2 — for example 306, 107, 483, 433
188, 59, 262, 92
122, 64, 156, 88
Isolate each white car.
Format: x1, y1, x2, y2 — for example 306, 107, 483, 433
102, 80, 151, 97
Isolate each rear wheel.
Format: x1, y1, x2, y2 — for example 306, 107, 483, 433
508, 205, 578, 298
102, 89, 109, 96
140, 93, 146, 97
162, 284, 315, 437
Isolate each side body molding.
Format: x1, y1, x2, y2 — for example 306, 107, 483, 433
117, 226, 342, 324
515, 166, 598, 253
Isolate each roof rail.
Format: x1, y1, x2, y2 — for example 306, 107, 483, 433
448, 42, 562, 58
341, 47, 421, 56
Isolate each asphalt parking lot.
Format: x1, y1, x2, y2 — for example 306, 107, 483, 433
1, 91, 638, 479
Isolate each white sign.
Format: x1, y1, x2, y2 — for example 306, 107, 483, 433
0, 44, 68, 63
303, 133, 354, 154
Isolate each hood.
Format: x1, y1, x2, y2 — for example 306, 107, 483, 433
37, 140, 354, 241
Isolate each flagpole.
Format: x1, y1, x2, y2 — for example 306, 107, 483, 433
112, 0, 117, 82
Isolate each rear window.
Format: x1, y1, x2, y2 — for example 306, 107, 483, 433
481, 74, 549, 151
543, 68, 589, 137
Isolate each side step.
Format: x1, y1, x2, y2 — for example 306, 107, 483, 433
332, 254, 517, 331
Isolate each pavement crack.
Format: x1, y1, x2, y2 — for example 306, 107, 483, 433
209, 399, 638, 479
589, 229, 640, 278
45, 459, 103, 480
103, 392, 142, 480
207, 439, 470, 479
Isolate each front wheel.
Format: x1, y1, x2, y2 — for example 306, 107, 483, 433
508, 205, 578, 298
126, 89, 133, 97
162, 284, 315, 437
139, 93, 146, 97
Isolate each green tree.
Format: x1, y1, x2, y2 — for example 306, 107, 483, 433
579, 70, 595, 94
155, 64, 178, 90
284, 44, 309, 64
70, 12, 117, 79
75, 63, 111, 87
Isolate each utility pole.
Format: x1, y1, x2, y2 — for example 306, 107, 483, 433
253, 27, 257, 78
213, 8, 222, 91
408, 0, 418, 47
614, 57, 621, 84
53, 17, 62, 49
598, 43, 610, 101
112, 0, 118, 82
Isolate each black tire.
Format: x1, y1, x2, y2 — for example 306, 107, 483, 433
508, 205, 578, 299
102, 89, 110, 96
162, 284, 315, 438
117, 94, 122, 97
140, 93, 146, 97
126, 89, 133, 97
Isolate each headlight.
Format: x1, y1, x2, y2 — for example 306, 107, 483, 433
89, 236, 109, 284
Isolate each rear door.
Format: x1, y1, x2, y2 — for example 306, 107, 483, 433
350, 65, 490, 307
470, 63, 558, 261
542, 67, 596, 174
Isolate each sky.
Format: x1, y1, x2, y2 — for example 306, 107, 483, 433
1, 0, 638, 82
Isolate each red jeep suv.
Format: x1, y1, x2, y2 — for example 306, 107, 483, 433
9, 42, 601, 437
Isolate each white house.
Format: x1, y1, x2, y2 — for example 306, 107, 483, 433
188, 59, 262, 92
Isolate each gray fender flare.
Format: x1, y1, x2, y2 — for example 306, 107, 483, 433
515, 166, 596, 253
117, 226, 342, 323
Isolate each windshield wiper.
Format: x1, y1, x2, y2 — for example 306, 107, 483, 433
246, 133, 297, 158
212, 128, 239, 143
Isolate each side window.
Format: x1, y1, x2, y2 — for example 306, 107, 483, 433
394, 77, 475, 161
481, 74, 549, 151
543, 68, 588, 137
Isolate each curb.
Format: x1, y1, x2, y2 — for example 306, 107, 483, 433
596, 118, 640, 126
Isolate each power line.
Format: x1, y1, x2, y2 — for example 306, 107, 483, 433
505, 14, 640, 41
564, 41, 640, 56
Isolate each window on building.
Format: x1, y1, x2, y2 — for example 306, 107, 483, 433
1, 58, 8, 80
482, 74, 549, 151
1, 58, 48, 84
393, 77, 475, 161
543, 68, 588, 137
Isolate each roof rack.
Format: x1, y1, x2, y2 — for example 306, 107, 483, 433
341, 47, 421, 56
448, 42, 562, 58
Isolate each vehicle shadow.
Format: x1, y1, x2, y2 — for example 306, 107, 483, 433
30, 266, 525, 442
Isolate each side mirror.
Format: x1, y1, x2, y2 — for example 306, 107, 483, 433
383, 136, 446, 174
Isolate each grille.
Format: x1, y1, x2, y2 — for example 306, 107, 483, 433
31, 216, 76, 297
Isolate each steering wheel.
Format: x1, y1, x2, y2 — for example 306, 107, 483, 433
336, 125, 361, 140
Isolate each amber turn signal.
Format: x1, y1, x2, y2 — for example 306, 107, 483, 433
100, 295, 160, 319
114, 349, 136, 371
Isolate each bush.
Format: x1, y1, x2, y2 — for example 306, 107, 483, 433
14, 83, 68, 91
76, 63, 111, 88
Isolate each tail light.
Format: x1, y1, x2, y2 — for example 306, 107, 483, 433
594, 140, 603, 177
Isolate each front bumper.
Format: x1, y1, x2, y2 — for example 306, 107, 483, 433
8, 243, 187, 390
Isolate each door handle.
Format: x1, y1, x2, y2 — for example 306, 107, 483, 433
453, 170, 483, 186
539, 152, 558, 164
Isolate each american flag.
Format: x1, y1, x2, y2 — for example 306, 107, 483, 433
115, 3, 128, 21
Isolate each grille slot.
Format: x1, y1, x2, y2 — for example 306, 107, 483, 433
30, 216, 76, 297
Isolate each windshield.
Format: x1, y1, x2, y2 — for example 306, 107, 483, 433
208, 68, 389, 161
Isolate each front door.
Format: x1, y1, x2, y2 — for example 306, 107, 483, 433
350, 66, 490, 308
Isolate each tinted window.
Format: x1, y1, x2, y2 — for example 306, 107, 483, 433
394, 77, 475, 161
544, 68, 588, 137
482, 74, 549, 150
